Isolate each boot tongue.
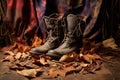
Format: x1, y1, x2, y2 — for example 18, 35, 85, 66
67, 21, 77, 32
67, 14, 79, 33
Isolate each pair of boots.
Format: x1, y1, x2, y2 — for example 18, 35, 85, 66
29, 14, 84, 58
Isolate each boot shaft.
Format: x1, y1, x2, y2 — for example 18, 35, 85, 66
62, 14, 85, 40
43, 14, 64, 42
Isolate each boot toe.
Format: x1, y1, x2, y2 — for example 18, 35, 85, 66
29, 48, 46, 54
46, 50, 62, 58
46, 48, 76, 57
29, 48, 38, 54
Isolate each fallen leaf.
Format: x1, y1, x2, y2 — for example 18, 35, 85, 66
17, 44, 23, 51
15, 52, 22, 60
25, 63, 40, 69
102, 38, 118, 49
48, 66, 75, 78
32, 36, 42, 48
79, 68, 85, 73
85, 61, 101, 73
17, 69, 41, 77
59, 52, 78, 62
32, 54, 40, 60
75, 66, 83, 71
40, 54, 51, 60
13, 49, 19, 54
80, 62, 89, 67
63, 62, 75, 67
1, 55, 15, 62
17, 44, 29, 52
83, 54, 101, 64
79, 53, 83, 58
15, 59, 31, 67
59, 66, 76, 75
39, 58, 49, 65
10, 64, 24, 70
21, 52, 30, 59
59, 55, 69, 62
23, 46, 31, 52
4, 51, 15, 56
83, 54, 93, 64
47, 68, 59, 78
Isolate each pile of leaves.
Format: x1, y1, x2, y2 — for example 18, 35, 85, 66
0, 38, 103, 79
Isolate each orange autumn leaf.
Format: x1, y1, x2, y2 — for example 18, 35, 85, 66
48, 66, 75, 78
17, 44, 24, 52
32, 36, 42, 48
22, 46, 31, 52
83, 54, 101, 64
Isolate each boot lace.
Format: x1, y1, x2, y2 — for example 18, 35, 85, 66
61, 19, 84, 44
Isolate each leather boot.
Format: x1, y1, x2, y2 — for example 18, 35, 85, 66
29, 15, 63, 54
46, 14, 84, 58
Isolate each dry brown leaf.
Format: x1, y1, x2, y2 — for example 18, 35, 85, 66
80, 62, 89, 67
4, 51, 15, 56
39, 54, 51, 60
47, 68, 59, 78
17, 43, 30, 52
23, 46, 31, 52
60, 66, 75, 76
83, 55, 93, 64
25, 63, 40, 69
17, 69, 41, 77
15, 59, 32, 67
21, 52, 30, 59
83, 54, 101, 64
1, 55, 15, 62
39, 58, 49, 65
10, 64, 24, 70
59, 55, 69, 62
63, 62, 75, 67
102, 38, 118, 49
59, 52, 78, 62
15, 52, 22, 60
48, 66, 75, 78
85, 60, 102, 73
17, 44, 24, 51
79, 53, 83, 58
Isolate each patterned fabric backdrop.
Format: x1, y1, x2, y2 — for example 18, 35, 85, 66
1, 0, 119, 46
